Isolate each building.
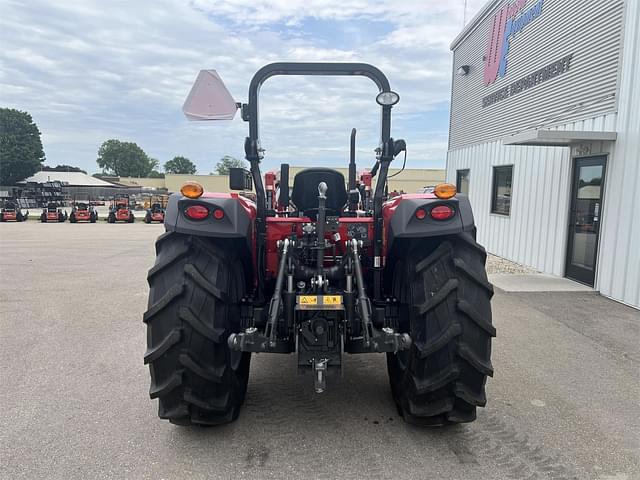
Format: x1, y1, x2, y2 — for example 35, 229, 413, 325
20, 171, 144, 201
119, 168, 445, 194
446, 0, 639, 308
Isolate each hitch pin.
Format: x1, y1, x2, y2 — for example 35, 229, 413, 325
314, 359, 328, 393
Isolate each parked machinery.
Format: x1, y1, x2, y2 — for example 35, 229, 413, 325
0, 201, 28, 222
144, 63, 494, 427
40, 203, 67, 223
107, 195, 135, 223
144, 195, 168, 223
69, 196, 98, 223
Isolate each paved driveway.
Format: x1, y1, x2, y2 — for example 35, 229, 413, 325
1, 223, 638, 479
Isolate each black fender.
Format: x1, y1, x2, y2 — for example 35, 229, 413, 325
386, 195, 475, 250
163, 193, 254, 240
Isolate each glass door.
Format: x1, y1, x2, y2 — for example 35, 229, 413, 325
565, 156, 606, 286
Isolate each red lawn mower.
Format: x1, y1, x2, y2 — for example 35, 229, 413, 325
107, 195, 134, 223
69, 196, 98, 223
144, 195, 167, 223
0, 201, 28, 222
40, 203, 67, 223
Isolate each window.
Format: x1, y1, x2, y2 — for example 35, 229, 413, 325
456, 169, 470, 195
491, 165, 513, 216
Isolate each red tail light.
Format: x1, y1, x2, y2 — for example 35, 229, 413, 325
213, 209, 224, 220
430, 205, 455, 221
185, 205, 209, 220
415, 208, 427, 220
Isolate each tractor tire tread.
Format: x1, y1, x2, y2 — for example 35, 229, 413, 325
142, 284, 184, 323
147, 243, 190, 280
144, 232, 250, 426
143, 328, 182, 364
149, 370, 183, 399
388, 231, 494, 426
184, 263, 228, 301
179, 306, 225, 343
179, 353, 225, 382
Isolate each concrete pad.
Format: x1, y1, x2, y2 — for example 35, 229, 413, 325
2, 223, 639, 479
489, 273, 595, 292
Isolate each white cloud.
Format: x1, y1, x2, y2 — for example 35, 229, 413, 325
0, 0, 488, 174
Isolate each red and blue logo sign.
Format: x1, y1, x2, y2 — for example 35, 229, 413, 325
484, 0, 545, 86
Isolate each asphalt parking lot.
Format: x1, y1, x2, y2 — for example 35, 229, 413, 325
1, 223, 638, 480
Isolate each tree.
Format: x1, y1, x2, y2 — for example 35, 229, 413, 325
148, 170, 165, 178
213, 155, 247, 175
164, 156, 197, 175
0, 108, 46, 185
96, 139, 155, 177
42, 164, 87, 174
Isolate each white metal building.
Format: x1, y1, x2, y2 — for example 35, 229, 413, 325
446, 0, 639, 308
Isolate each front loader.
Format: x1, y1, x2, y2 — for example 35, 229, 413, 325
144, 63, 495, 427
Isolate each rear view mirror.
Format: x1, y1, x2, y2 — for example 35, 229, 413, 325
183, 70, 238, 121
229, 168, 253, 191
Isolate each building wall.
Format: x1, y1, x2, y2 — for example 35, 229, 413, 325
163, 174, 229, 193
288, 167, 445, 194
595, 0, 640, 307
449, 0, 625, 150
119, 169, 446, 195
447, 113, 616, 277
447, 0, 639, 308
117, 177, 167, 189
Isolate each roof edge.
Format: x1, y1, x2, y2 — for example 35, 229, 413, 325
450, 0, 501, 51
502, 129, 618, 146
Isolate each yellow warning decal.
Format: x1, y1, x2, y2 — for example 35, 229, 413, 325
298, 296, 318, 305
322, 295, 342, 305
296, 295, 343, 305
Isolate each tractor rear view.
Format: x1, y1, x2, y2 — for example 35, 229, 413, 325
0, 201, 28, 222
107, 195, 134, 223
41, 203, 67, 223
70, 196, 98, 223
144, 63, 494, 427
144, 195, 167, 223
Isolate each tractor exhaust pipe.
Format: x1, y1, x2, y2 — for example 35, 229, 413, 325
316, 182, 328, 276
348, 128, 357, 212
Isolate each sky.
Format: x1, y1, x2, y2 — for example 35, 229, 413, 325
0, 0, 486, 175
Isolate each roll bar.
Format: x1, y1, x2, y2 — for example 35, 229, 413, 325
241, 62, 397, 301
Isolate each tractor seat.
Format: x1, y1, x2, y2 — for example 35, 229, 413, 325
291, 168, 348, 215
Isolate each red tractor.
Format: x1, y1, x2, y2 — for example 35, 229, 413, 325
144, 63, 494, 427
107, 195, 134, 223
69, 196, 98, 223
40, 203, 67, 223
0, 201, 28, 222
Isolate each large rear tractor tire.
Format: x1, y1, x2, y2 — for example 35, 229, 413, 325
144, 232, 251, 426
387, 231, 495, 426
